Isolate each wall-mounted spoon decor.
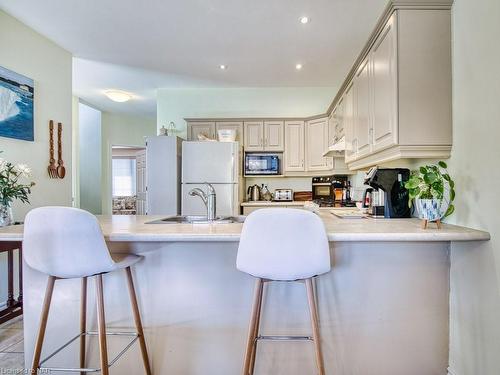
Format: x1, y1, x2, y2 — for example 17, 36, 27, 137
56, 122, 66, 179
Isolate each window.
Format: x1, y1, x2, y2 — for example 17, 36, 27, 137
112, 157, 137, 196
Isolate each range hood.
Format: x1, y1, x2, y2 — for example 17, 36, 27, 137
323, 136, 346, 156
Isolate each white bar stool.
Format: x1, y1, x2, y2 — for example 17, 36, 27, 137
23, 207, 151, 375
237, 208, 331, 375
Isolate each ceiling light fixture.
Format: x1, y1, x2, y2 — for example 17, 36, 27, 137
295, 63, 303, 70
300, 16, 309, 24
219, 64, 227, 70
104, 90, 132, 103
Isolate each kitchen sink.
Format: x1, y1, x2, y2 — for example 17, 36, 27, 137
146, 215, 246, 224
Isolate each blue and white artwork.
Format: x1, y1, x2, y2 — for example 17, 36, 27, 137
0, 66, 34, 141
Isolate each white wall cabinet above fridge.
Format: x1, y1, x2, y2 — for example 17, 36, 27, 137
333, 10, 452, 169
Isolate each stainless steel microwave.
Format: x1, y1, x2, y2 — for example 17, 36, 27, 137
244, 153, 280, 175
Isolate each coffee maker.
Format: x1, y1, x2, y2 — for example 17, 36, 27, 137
364, 167, 411, 218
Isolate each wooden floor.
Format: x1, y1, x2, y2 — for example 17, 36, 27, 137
0, 316, 24, 371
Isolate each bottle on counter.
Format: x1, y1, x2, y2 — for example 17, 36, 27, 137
261, 184, 273, 201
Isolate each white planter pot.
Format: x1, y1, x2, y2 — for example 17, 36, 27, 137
415, 199, 444, 222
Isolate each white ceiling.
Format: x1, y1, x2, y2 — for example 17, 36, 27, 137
0, 0, 389, 116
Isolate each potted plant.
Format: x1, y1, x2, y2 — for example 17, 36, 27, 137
404, 161, 455, 229
0, 154, 35, 227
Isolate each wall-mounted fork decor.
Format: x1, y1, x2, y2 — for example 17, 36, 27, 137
47, 120, 66, 179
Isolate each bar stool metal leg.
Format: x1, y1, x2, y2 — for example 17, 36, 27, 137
95, 274, 109, 375
242, 278, 263, 375
125, 267, 152, 375
306, 278, 325, 375
80, 277, 87, 375
31, 276, 56, 374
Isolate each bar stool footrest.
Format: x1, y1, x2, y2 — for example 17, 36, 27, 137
38, 331, 139, 373
256, 335, 313, 341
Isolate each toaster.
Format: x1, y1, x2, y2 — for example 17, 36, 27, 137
273, 189, 293, 201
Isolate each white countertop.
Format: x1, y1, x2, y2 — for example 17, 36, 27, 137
0, 212, 490, 243
241, 201, 305, 206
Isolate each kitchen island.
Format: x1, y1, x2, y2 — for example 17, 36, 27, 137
0, 213, 489, 375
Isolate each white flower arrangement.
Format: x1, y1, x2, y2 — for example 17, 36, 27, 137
0, 153, 35, 207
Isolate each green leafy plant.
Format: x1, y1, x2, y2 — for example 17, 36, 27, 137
404, 161, 455, 218
0, 153, 35, 207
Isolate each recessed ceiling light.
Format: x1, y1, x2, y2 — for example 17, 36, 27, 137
295, 63, 303, 70
219, 64, 227, 70
300, 16, 309, 24
104, 90, 132, 103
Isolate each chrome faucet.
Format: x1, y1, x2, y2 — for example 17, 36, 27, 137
189, 183, 216, 221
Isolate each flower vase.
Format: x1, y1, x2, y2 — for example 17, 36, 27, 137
0, 204, 13, 227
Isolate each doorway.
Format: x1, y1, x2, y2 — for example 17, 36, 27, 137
111, 146, 146, 215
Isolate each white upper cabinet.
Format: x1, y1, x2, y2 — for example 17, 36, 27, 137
371, 14, 398, 152
264, 121, 285, 151
337, 9, 452, 169
243, 121, 263, 151
306, 117, 332, 171
284, 121, 305, 172
344, 83, 356, 163
215, 122, 243, 143
354, 58, 372, 159
187, 122, 216, 141
244, 121, 284, 152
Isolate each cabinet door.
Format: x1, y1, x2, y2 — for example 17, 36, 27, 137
354, 58, 372, 159
328, 110, 336, 147
344, 83, 356, 163
264, 121, 284, 151
215, 122, 244, 143
306, 117, 331, 171
335, 97, 345, 140
284, 121, 305, 172
371, 14, 398, 152
328, 98, 345, 148
188, 122, 216, 141
244, 121, 264, 151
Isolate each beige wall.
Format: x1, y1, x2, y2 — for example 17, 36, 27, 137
101, 112, 156, 214
0, 10, 72, 303
0, 10, 73, 220
157, 87, 337, 139
447, 0, 500, 374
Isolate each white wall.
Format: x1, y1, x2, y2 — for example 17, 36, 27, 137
157, 87, 337, 139
101, 112, 156, 214
0, 10, 72, 303
447, 0, 500, 374
78, 102, 102, 214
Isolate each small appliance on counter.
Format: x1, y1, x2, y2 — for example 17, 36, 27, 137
244, 153, 281, 175
362, 187, 385, 217
312, 175, 354, 207
273, 189, 293, 202
363, 167, 411, 218
247, 184, 261, 202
